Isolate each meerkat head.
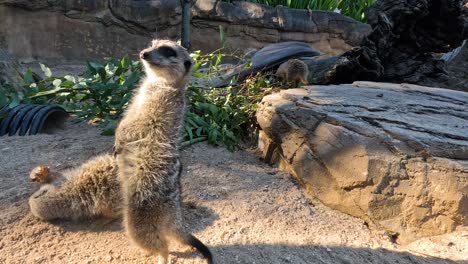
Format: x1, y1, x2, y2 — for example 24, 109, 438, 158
139, 39, 193, 86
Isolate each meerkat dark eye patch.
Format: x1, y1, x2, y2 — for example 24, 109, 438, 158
158, 46, 177, 58
184, 60, 192, 72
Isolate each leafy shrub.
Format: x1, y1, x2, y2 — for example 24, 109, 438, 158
185, 73, 271, 150
22, 57, 141, 134
3, 51, 271, 150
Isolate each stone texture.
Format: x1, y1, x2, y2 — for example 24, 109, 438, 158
0, 0, 370, 62
256, 82, 468, 243
192, 1, 370, 55
443, 41, 468, 92
0, 5, 154, 63
0, 49, 24, 89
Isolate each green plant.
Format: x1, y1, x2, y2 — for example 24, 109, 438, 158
225, 0, 376, 21
185, 50, 272, 150
13, 50, 271, 150
185, 72, 272, 150
23, 57, 142, 134
338, 0, 375, 21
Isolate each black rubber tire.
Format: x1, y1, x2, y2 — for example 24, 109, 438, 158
8, 104, 36, 136
29, 106, 68, 135
0, 104, 24, 136
18, 105, 47, 136
0, 104, 69, 136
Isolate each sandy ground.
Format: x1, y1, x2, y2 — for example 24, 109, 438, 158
0, 120, 467, 264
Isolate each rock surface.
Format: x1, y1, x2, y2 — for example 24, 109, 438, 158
0, 0, 370, 62
256, 82, 468, 243
443, 41, 468, 92
0, 49, 24, 89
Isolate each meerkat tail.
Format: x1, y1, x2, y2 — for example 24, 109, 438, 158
177, 231, 213, 264
168, 159, 213, 263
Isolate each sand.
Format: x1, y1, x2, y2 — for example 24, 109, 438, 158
0, 120, 466, 264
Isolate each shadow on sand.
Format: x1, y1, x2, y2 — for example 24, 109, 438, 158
47, 202, 218, 235
175, 243, 464, 264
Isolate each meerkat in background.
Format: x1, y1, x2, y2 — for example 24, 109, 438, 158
113, 39, 213, 264
28, 154, 121, 220
275, 59, 309, 87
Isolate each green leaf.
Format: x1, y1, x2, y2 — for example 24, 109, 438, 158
184, 124, 194, 140
219, 25, 226, 48
40, 63, 52, 78
195, 127, 203, 136
60, 80, 75, 88
89, 61, 104, 70
29, 87, 67, 97
8, 95, 20, 108
121, 55, 130, 70
52, 79, 62, 87
192, 71, 203, 78
23, 69, 34, 84
64, 75, 76, 82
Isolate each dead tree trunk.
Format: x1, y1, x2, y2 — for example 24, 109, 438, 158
305, 0, 467, 90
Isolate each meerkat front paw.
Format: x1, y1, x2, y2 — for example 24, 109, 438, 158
29, 165, 51, 183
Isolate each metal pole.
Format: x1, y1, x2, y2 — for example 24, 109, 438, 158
181, 0, 191, 50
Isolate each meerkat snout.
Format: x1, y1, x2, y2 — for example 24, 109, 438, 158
140, 51, 149, 60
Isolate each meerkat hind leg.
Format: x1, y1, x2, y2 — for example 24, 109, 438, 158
157, 248, 169, 264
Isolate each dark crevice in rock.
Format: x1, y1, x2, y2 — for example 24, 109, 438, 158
366, 117, 467, 141
342, 179, 375, 192
287, 141, 307, 164
402, 90, 467, 105
358, 116, 382, 128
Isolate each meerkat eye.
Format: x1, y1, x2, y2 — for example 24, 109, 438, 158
158, 46, 177, 58
184, 60, 192, 72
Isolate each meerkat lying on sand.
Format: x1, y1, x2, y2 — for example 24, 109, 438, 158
28, 154, 121, 220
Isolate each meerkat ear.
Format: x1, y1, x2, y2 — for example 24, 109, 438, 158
184, 60, 192, 73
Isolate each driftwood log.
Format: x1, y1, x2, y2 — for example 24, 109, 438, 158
304, 0, 468, 91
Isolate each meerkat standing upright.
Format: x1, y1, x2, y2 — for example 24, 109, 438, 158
114, 39, 213, 264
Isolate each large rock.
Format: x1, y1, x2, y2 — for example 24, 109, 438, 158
0, 0, 370, 62
297, 0, 468, 92
256, 82, 468, 243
